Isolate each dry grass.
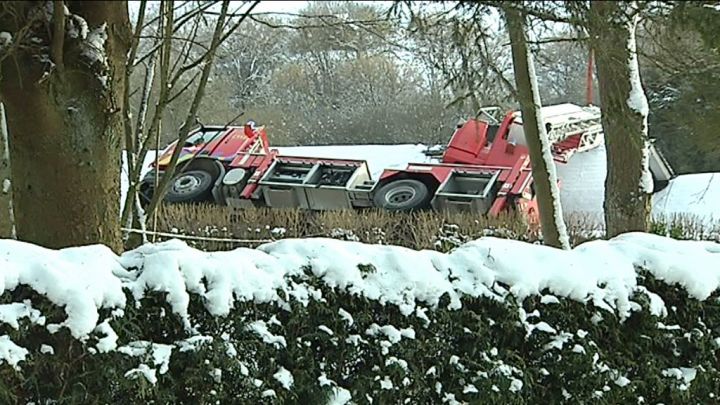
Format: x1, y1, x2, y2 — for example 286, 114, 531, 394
143, 204, 719, 252
150, 204, 535, 251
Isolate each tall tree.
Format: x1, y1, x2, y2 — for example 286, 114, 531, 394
0, 1, 131, 251
505, 8, 570, 250
587, 1, 653, 237
0, 103, 13, 238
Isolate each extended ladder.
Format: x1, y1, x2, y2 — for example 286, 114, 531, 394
545, 106, 603, 144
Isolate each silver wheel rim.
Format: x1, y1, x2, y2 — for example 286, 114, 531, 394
384, 185, 417, 208
172, 173, 203, 195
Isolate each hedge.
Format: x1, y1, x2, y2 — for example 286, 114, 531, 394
1, 233, 719, 404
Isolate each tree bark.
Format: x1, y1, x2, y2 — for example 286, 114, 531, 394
588, 1, 652, 238
0, 103, 14, 238
0, 1, 131, 251
505, 8, 570, 250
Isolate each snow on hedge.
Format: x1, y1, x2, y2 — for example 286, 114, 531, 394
1, 233, 719, 376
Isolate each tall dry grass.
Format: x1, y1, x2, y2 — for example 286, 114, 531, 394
143, 204, 719, 252
150, 204, 534, 251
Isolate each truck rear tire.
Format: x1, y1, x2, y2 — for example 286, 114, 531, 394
373, 178, 431, 211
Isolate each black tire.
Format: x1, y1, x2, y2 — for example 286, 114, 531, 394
165, 165, 217, 204
372, 178, 431, 211
137, 170, 159, 207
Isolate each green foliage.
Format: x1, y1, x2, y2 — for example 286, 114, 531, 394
3, 262, 720, 403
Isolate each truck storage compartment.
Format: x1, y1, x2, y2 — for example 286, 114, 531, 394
258, 160, 373, 210
258, 161, 313, 208
261, 161, 315, 184
305, 164, 356, 187
431, 170, 501, 213
303, 162, 371, 210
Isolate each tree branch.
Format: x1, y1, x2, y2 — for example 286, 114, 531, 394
246, 14, 394, 30
51, 0, 64, 72
145, 0, 255, 217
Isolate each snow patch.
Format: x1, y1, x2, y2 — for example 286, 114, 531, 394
0, 32, 12, 47
80, 22, 109, 87
662, 367, 697, 391
125, 363, 158, 385
338, 307, 354, 326
328, 386, 352, 404
625, 14, 652, 195
0, 239, 126, 339
0, 301, 45, 329
94, 319, 118, 353
0, 335, 28, 369
246, 320, 287, 348
273, 367, 294, 390
626, 16, 649, 118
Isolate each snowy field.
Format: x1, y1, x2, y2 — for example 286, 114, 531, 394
121, 144, 719, 223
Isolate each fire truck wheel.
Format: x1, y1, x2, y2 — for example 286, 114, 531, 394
165, 168, 215, 203
373, 178, 430, 211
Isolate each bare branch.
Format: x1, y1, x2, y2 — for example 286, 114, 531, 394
133, 1, 217, 67
505, 36, 588, 46
167, 69, 201, 103
51, 0, 64, 72
138, 34, 210, 51
145, 0, 259, 217
247, 14, 394, 30
127, 0, 147, 72
121, 0, 176, 230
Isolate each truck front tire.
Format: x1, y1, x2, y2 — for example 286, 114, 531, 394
164, 169, 215, 203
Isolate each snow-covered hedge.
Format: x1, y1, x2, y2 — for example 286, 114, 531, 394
1, 233, 719, 403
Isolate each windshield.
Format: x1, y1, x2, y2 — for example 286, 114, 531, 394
183, 129, 225, 147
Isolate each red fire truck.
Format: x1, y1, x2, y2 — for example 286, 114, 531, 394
138, 103, 673, 220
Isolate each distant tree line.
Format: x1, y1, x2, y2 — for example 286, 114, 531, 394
135, 1, 719, 176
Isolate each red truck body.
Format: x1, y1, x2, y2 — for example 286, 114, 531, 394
140, 104, 619, 222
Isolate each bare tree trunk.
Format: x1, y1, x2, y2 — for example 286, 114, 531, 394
0, 103, 14, 239
588, 1, 652, 238
0, 2, 131, 251
505, 8, 570, 250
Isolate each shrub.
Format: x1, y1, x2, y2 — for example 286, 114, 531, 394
2, 234, 720, 403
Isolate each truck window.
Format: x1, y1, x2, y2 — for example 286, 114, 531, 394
184, 129, 224, 147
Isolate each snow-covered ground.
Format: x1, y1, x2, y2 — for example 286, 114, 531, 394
121, 143, 719, 223
1, 231, 719, 380
653, 173, 720, 222
556, 143, 719, 224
